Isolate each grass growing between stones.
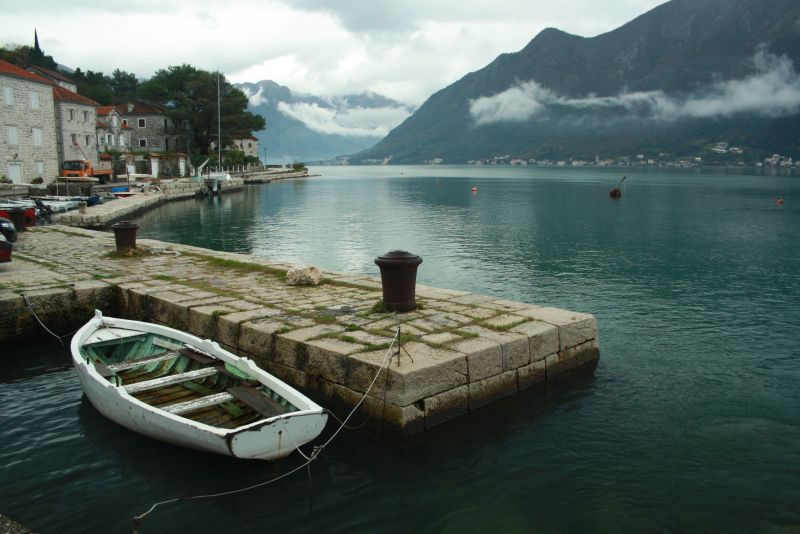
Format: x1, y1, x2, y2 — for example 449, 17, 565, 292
182, 252, 288, 280
476, 318, 526, 332
105, 247, 154, 259
47, 227, 93, 239
370, 300, 387, 314
11, 252, 62, 271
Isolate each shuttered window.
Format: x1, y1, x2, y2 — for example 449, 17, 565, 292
7, 126, 18, 145
2, 87, 13, 105
33, 128, 43, 146
30, 91, 39, 109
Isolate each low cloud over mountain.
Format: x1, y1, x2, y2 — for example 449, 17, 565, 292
470, 51, 800, 125
237, 81, 411, 162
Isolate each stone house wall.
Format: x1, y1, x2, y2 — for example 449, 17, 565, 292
55, 100, 98, 164
0, 74, 59, 183
124, 111, 187, 154
97, 109, 125, 152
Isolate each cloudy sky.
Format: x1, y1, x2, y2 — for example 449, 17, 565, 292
3, 0, 666, 106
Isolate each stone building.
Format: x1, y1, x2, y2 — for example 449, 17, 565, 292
52, 85, 99, 165
230, 136, 260, 159
28, 65, 78, 93
96, 105, 128, 152
0, 59, 58, 183
118, 102, 189, 153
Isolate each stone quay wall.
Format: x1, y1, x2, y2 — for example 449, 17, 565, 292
51, 179, 204, 228
3, 226, 600, 436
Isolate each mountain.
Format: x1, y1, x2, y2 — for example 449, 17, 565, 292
235, 80, 412, 163
355, 0, 800, 164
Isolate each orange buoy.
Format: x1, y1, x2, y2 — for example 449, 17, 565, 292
777, 198, 784, 205
471, 187, 477, 192
609, 188, 622, 198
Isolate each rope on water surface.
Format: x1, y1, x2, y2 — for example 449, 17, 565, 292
132, 326, 403, 533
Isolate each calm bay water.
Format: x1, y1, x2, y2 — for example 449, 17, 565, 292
2, 166, 799, 532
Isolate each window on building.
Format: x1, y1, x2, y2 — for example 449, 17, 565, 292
69, 109, 75, 121
164, 119, 168, 129
106, 134, 112, 146
83, 110, 89, 122
119, 135, 126, 147
33, 128, 43, 146
70, 133, 77, 146
8, 163, 22, 184
139, 138, 147, 147
85, 135, 91, 146
36, 161, 44, 176
248, 143, 252, 148
2, 86, 13, 105
122, 119, 128, 127
7, 126, 18, 145
29, 91, 39, 109
165, 138, 169, 151
111, 116, 118, 126
138, 119, 146, 128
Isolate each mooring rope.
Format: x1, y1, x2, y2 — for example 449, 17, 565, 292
22, 295, 81, 345
132, 326, 403, 533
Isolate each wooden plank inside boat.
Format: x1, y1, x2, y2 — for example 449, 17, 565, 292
227, 386, 292, 418
162, 392, 236, 415
107, 350, 181, 372
124, 367, 218, 394
180, 346, 216, 365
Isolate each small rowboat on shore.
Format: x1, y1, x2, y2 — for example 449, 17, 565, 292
71, 311, 328, 460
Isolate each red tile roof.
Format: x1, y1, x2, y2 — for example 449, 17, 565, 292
0, 59, 52, 86
52, 85, 98, 107
28, 65, 76, 85
96, 120, 109, 128
96, 105, 120, 116
116, 102, 167, 115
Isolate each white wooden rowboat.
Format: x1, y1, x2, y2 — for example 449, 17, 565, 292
71, 311, 328, 460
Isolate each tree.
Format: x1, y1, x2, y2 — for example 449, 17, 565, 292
0, 44, 58, 70
138, 65, 265, 156
110, 69, 138, 102
71, 68, 113, 104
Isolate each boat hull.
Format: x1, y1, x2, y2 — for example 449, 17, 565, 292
71, 313, 328, 460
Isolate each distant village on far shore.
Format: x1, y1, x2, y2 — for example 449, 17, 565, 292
355, 143, 798, 169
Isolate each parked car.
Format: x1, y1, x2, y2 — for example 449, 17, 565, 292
0, 231, 11, 263
0, 216, 18, 242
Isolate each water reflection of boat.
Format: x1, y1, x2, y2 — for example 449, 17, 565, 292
71, 311, 328, 460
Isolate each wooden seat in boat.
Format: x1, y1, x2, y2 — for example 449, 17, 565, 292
124, 367, 219, 395
227, 386, 291, 418
161, 392, 236, 416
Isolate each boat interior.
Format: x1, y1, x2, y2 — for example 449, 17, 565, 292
80, 330, 297, 429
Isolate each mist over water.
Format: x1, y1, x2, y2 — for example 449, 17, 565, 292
2, 166, 798, 532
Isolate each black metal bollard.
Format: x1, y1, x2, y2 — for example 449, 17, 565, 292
111, 221, 139, 252
374, 250, 423, 312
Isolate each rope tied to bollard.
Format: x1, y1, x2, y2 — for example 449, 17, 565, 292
132, 326, 404, 533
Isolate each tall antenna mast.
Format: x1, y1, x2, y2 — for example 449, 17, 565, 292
217, 69, 222, 170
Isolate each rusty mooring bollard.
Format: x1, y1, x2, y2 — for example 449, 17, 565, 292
111, 220, 139, 252
374, 250, 423, 312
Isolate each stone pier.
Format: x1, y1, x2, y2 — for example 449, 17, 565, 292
50, 177, 248, 228
1, 226, 599, 436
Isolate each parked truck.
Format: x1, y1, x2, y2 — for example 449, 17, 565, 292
60, 141, 114, 181
60, 160, 113, 180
